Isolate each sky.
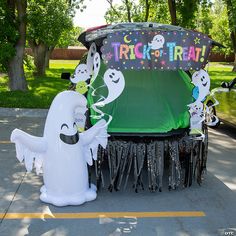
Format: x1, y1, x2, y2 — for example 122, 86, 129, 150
73, 0, 121, 29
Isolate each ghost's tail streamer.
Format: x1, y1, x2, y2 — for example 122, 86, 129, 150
90, 83, 113, 127
209, 93, 219, 107
90, 102, 113, 127
89, 84, 106, 98
204, 89, 220, 127
91, 103, 104, 119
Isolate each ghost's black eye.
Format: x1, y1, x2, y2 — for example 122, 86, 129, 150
78, 70, 81, 73
109, 74, 113, 78
85, 69, 87, 73
73, 122, 77, 128
91, 52, 94, 57
112, 72, 115, 76
61, 123, 69, 130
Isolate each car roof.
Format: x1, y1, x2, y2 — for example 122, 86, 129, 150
78, 22, 224, 49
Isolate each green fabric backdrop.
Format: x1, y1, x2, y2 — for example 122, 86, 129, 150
87, 63, 193, 134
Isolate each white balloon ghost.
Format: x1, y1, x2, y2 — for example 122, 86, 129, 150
70, 42, 97, 84
70, 64, 91, 84
91, 68, 125, 125
91, 52, 101, 83
191, 69, 210, 103
98, 68, 125, 106
87, 42, 97, 75
11, 91, 109, 207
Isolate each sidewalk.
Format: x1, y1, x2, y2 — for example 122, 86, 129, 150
0, 108, 48, 118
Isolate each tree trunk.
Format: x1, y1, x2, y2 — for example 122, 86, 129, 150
31, 43, 48, 76
230, 31, 236, 72
225, 0, 236, 71
168, 0, 177, 25
7, 0, 28, 91
124, 0, 132, 22
144, 0, 150, 22
233, 54, 236, 72
45, 46, 54, 69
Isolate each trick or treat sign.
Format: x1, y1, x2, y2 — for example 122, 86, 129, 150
101, 30, 213, 71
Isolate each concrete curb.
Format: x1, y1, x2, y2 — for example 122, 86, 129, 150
0, 108, 48, 118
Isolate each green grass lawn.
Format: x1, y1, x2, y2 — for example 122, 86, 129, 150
0, 60, 235, 109
0, 60, 79, 109
208, 62, 235, 89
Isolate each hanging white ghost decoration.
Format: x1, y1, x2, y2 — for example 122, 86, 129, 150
191, 69, 210, 103
70, 64, 91, 84
91, 68, 125, 126
96, 68, 125, 106
91, 52, 101, 83
70, 43, 97, 84
87, 42, 97, 75
188, 69, 211, 138
188, 101, 205, 136
11, 91, 109, 207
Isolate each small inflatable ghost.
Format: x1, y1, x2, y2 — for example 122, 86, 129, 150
148, 35, 165, 50
191, 69, 210, 103
11, 91, 109, 207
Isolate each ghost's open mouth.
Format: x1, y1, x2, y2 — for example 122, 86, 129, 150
60, 132, 79, 145
112, 78, 120, 83
203, 82, 208, 87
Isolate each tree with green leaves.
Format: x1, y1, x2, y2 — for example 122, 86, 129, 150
105, 0, 170, 23
105, 0, 202, 28
0, 1, 17, 72
57, 26, 83, 48
196, 0, 213, 35
168, 0, 202, 28
224, 0, 236, 71
0, 0, 28, 91
210, 0, 232, 54
27, 0, 73, 76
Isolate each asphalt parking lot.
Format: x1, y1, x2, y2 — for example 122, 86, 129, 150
0, 109, 236, 236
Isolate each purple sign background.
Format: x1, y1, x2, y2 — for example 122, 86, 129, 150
101, 30, 213, 71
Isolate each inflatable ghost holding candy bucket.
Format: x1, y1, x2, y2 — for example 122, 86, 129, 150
11, 91, 109, 206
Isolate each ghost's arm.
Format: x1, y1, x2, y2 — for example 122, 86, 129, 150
11, 129, 47, 173
80, 119, 109, 166
80, 119, 107, 146
11, 129, 47, 152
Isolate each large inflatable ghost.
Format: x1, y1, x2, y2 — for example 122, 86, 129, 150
11, 91, 109, 207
